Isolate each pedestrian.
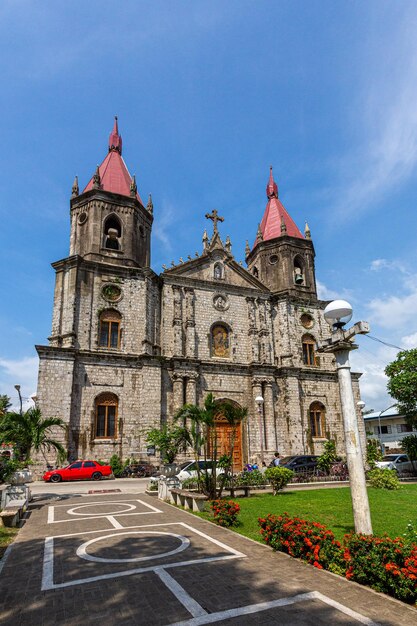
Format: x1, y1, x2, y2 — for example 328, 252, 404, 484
272, 452, 280, 466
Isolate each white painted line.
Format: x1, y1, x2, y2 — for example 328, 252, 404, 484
47, 506, 54, 524
169, 591, 382, 626
135, 499, 162, 513
49, 510, 162, 524
155, 567, 207, 618
179, 523, 245, 558
50, 498, 144, 508
313, 591, 381, 626
47, 498, 163, 524
67, 502, 136, 516
76, 531, 190, 564
107, 516, 124, 529
0, 544, 13, 576
41, 537, 55, 591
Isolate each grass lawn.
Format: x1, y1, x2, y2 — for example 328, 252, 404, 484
0, 526, 19, 559
196, 485, 417, 542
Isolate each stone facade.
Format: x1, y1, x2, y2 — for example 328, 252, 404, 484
35, 128, 365, 468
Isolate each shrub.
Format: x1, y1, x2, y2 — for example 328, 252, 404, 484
264, 467, 294, 493
235, 469, 266, 487
344, 534, 417, 604
258, 513, 343, 572
210, 499, 240, 527
367, 438, 382, 468
317, 440, 337, 474
368, 468, 401, 490
109, 454, 124, 477
181, 477, 199, 490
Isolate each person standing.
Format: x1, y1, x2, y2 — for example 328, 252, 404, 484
273, 452, 280, 466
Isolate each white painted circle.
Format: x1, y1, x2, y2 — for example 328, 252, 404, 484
76, 531, 190, 563
67, 502, 136, 516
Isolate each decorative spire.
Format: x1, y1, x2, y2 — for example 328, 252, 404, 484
92, 165, 101, 189
202, 229, 209, 250
225, 235, 232, 253
146, 193, 153, 214
304, 221, 311, 239
245, 240, 251, 258
266, 166, 278, 199
71, 175, 79, 198
256, 223, 263, 243
130, 175, 137, 197
280, 215, 287, 234
108, 116, 122, 154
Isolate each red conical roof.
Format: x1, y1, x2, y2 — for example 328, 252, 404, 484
254, 167, 303, 246
83, 118, 143, 203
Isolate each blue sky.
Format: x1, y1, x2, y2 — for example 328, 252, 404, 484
0, 0, 416, 412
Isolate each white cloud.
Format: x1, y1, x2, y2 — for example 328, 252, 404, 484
367, 287, 417, 331
350, 343, 395, 411
316, 280, 353, 302
0, 356, 39, 411
402, 332, 417, 349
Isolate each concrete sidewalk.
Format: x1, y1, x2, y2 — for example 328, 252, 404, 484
0, 492, 416, 625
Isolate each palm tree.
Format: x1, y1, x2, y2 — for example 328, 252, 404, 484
0, 407, 67, 464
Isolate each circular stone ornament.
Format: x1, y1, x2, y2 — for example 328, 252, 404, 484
101, 284, 122, 303
78, 212, 88, 225
300, 313, 314, 329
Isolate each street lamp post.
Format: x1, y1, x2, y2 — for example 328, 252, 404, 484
317, 300, 373, 535
255, 395, 264, 464
14, 385, 23, 415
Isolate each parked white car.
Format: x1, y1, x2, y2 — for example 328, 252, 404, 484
149, 459, 224, 484
375, 454, 414, 473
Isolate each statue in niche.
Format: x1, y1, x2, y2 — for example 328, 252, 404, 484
213, 295, 226, 311
214, 263, 223, 279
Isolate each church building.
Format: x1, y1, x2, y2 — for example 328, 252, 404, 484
35, 119, 365, 467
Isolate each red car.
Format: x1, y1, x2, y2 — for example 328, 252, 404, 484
43, 460, 113, 483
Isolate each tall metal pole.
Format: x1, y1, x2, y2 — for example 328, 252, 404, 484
14, 384, 22, 415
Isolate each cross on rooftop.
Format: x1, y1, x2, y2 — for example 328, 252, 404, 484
205, 209, 224, 234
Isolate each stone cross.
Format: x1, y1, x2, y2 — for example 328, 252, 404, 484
205, 209, 224, 234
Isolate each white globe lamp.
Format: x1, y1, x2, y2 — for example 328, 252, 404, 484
323, 300, 353, 329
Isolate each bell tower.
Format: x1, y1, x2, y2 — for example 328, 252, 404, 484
246, 167, 317, 301
69, 117, 153, 268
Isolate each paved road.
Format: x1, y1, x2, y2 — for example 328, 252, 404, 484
29, 477, 149, 498
0, 488, 416, 625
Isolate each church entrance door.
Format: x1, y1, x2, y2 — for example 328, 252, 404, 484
211, 413, 243, 472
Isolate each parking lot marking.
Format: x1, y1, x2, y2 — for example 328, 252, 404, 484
169, 591, 381, 626
155, 567, 207, 618
47, 498, 162, 524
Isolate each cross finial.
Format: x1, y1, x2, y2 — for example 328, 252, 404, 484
205, 209, 224, 234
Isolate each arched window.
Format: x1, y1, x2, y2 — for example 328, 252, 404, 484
252, 266, 259, 278
214, 262, 223, 280
95, 393, 118, 438
309, 402, 325, 437
302, 334, 317, 366
211, 324, 230, 358
99, 309, 121, 349
104, 215, 121, 250
294, 256, 305, 285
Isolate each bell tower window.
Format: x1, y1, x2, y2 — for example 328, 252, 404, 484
104, 215, 122, 250
294, 256, 305, 285
99, 309, 121, 349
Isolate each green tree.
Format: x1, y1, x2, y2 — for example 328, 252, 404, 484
0, 407, 67, 464
366, 438, 383, 469
0, 395, 11, 417
400, 434, 417, 473
145, 424, 187, 464
385, 349, 417, 427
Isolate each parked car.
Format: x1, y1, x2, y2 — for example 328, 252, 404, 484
149, 460, 224, 484
375, 454, 414, 474
278, 455, 319, 474
122, 463, 156, 478
43, 460, 113, 483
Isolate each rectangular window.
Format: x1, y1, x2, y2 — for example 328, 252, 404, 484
397, 424, 412, 433
95, 405, 117, 438
99, 320, 120, 349
375, 425, 392, 434
99, 322, 110, 347
310, 411, 323, 437
303, 343, 316, 366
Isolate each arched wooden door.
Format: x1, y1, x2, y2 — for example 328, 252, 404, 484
212, 413, 243, 472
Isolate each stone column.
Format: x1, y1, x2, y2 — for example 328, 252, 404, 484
246, 297, 259, 362
185, 372, 198, 405
172, 286, 183, 357
171, 373, 184, 416
185, 288, 196, 358
263, 379, 275, 456
251, 378, 265, 464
